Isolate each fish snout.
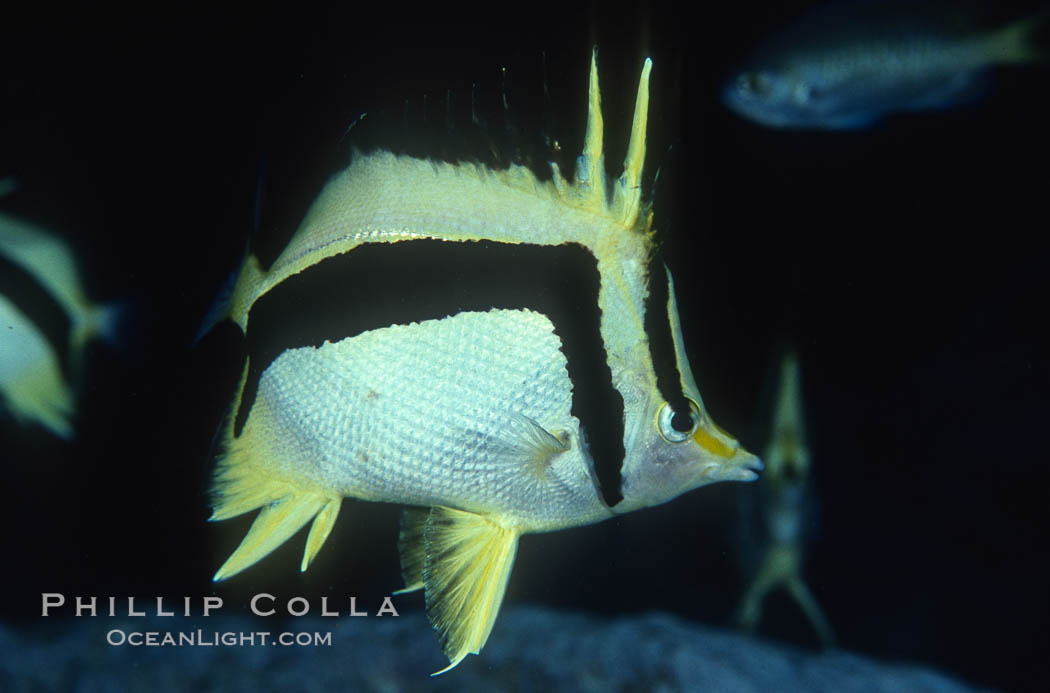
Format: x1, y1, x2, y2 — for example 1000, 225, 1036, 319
733, 447, 765, 480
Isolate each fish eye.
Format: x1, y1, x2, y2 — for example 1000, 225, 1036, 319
736, 71, 772, 96
657, 400, 700, 443
793, 81, 811, 104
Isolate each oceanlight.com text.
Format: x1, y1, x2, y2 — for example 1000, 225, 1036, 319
106, 629, 332, 647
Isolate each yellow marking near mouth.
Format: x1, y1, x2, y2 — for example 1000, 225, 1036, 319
693, 424, 737, 458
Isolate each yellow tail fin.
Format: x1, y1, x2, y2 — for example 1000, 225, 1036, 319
418, 507, 520, 675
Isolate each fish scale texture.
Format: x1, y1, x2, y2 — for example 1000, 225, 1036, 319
0, 607, 992, 692
249, 308, 606, 527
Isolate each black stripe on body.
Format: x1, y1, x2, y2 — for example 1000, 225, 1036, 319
0, 254, 72, 377
238, 238, 625, 506
643, 253, 690, 418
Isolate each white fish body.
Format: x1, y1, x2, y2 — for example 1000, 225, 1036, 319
210, 52, 762, 672
240, 308, 610, 530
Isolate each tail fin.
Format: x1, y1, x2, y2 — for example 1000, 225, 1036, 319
66, 296, 139, 376
87, 297, 138, 349
193, 260, 242, 345
988, 11, 1050, 64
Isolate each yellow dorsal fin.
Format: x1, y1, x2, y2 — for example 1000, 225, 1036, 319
574, 48, 606, 209
612, 57, 652, 229
229, 253, 265, 332
222, 52, 658, 335
572, 49, 653, 229
422, 507, 520, 675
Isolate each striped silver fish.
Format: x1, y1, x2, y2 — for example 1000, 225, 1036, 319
724, 1, 1048, 129
1, 186, 122, 439
207, 51, 762, 673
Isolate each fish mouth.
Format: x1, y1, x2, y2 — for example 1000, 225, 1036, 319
730, 449, 764, 482
691, 447, 763, 486
743, 451, 764, 472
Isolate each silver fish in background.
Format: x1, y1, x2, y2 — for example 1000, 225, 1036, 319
206, 52, 762, 673
736, 350, 834, 647
0, 182, 123, 439
723, 1, 1048, 129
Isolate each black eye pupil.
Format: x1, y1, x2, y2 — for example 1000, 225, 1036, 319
670, 409, 694, 433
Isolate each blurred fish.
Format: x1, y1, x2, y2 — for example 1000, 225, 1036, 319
0, 295, 74, 439
723, 1, 1048, 129
0, 188, 125, 438
736, 350, 834, 647
205, 52, 762, 673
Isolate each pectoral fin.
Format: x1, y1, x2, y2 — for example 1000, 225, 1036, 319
421, 506, 520, 675
485, 412, 569, 479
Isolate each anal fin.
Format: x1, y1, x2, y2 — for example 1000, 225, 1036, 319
422, 506, 520, 675
394, 506, 429, 594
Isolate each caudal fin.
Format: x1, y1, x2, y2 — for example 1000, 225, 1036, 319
989, 11, 1050, 64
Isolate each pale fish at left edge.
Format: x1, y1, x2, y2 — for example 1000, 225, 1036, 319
0, 182, 124, 440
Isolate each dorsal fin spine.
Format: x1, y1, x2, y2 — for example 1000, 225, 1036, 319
614, 57, 652, 230
572, 50, 652, 231
575, 48, 607, 208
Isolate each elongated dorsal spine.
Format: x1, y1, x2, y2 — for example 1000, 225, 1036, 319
575, 49, 653, 231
